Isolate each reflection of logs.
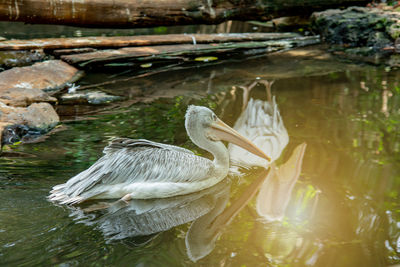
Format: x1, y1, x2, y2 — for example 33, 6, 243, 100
0, 0, 370, 28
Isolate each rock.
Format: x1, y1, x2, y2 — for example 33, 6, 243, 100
60, 90, 122, 105
0, 101, 60, 149
0, 60, 78, 148
0, 50, 47, 70
312, 7, 399, 49
386, 19, 400, 40
395, 38, 400, 53
1, 124, 31, 145
367, 31, 393, 50
0, 87, 57, 107
312, 7, 400, 64
0, 121, 11, 147
0, 101, 59, 132
0, 60, 83, 102
25, 103, 60, 130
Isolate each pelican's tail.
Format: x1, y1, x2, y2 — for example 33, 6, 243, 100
48, 155, 113, 205
48, 183, 85, 205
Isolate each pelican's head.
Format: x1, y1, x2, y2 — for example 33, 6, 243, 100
185, 105, 270, 161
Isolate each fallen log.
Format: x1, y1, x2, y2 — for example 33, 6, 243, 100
61, 35, 320, 67
0, 33, 299, 51
0, 0, 370, 28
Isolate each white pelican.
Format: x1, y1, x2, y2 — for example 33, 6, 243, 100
49, 105, 270, 205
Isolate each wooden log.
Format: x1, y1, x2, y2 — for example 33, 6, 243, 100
0, 33, 299, 51
0, 0, 370, 28
61, 36, 320, 67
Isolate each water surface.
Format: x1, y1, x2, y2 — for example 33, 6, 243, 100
0, 50, 399, 266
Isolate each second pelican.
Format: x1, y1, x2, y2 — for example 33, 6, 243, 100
49, 105, 270, 204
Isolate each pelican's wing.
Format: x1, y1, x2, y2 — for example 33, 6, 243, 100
50, 138, 213, 203
103, 138, 195, 155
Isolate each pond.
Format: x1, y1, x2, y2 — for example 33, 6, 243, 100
0, 46, 399, 266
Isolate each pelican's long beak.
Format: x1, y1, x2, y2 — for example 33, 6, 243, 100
209, 118, 271, 161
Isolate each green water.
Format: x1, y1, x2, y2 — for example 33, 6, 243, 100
0, 52, 399, 266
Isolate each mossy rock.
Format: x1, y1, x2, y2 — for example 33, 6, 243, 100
312, 7, 400, 50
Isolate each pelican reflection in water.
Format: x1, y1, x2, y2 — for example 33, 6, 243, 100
71, 179, 232, 242
256, 142, 307, 222
228, 80, 289, 169
228, 80, 308, 221
49, 105, 270, 204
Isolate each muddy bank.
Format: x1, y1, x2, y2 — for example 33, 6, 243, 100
312, 6, 400, 66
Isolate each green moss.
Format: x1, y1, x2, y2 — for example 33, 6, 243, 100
153, 26, 168, 34
387, 23, 400, 39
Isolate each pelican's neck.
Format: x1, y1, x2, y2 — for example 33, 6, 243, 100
203, 140, 230, 178
186, 125, 230, 176
208, 140, 230, 170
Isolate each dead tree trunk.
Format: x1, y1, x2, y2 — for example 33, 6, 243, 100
0, 0, 369, 28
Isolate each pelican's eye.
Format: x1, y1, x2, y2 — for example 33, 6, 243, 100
212, 114, 217, 121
